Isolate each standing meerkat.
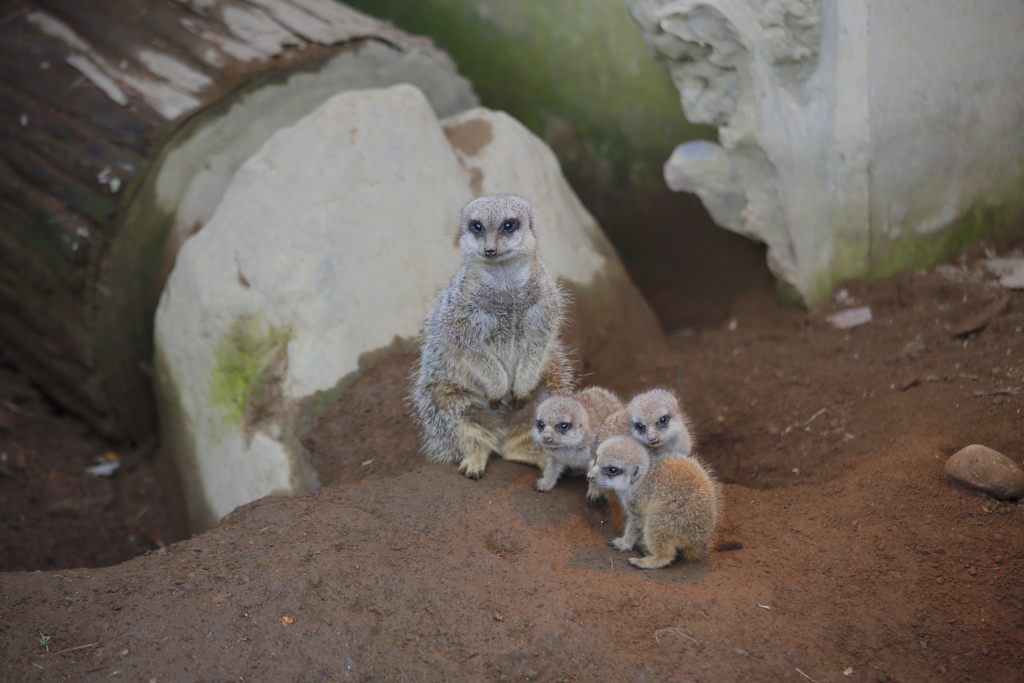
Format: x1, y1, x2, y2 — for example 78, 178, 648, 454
532, 386, 623, 493
587, 435, 721, 569
411, 195, 574, 479
598, 388, 693, 456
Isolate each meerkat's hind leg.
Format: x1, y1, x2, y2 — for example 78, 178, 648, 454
628, 554, 677, 569
455, 418, 500, 480
499, 420, 547, 469
458, 444, 492, 479
628, 528, 678, 569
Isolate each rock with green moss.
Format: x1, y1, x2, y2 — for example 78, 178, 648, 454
155, 84, 660, 531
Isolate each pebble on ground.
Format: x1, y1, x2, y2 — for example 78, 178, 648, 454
944, 444, 1024, 500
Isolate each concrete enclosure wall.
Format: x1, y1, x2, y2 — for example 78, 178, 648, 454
630, 0, 1024, 304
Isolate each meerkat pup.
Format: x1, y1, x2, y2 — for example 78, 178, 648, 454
532, 386, 623, 492
587, 435, 720, 569
589, 388, 694, 504
598, 388, 693, 457
411, 195, 574, 479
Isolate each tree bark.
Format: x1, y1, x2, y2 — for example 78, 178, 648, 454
0, 0, 475, 440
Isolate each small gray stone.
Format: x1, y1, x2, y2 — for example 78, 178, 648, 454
945, 445, 1024, 500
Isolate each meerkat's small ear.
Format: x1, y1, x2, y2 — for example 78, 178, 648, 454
632, 465, 640, 479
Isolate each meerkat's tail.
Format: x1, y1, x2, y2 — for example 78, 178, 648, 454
499, 421, 546, 469
714, 540, 744, 552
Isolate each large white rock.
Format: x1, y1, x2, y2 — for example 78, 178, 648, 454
155, 84, 660, 531
628, 0, 1024, 304
153, 39, 478, 280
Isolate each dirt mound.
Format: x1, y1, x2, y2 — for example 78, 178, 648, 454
2, 262, 1023, 682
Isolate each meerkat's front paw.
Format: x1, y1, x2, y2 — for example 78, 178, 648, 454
533, 478, 556, 492
488, 398, 502, 411
585, 483, 605, 504
609, 537, 635, 552
513, 395, 531, 411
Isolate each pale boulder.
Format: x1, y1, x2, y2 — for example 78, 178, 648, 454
628, 0, 1024, 304
155, 84, 660, 531
945, 445, 1024, 500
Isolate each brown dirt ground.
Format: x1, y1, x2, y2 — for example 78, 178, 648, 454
0, 363, 183, 573
2, 253, 1024, 683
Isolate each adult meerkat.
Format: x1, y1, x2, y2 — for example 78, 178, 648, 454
411, 195, 574, 479
532, 386, 622, 493
587, 435, 721, 569
598, 388, 693, 457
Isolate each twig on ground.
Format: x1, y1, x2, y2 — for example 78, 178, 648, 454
654, 627, 698, 645
796, 668, 821, 683
802, 407, 828, 427
50, 642, 99, 656
973, 387, 1020, 397
127, 505, 150, 524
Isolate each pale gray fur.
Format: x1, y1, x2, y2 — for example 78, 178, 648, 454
532, 386, 622, 493
411, 195, 574, 478
599, 388, 694, 456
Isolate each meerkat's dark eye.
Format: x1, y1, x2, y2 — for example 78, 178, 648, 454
536, 420, 545, 431
501, 219, 518, 233
658, 415, 669, 426
633, 422, 646, 433
557, 422, 571, 432
469, 220, 483, 234
605, 466, 621, 476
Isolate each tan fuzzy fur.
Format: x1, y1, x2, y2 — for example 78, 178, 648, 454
532, 386, 623, 493
598, 388, 693, 457
588, 436, 721, 569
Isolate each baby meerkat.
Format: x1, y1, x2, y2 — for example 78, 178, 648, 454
532, 386, 623, 493
587, 435, 720, 569
411, 195, 574, 479
598, 388, 693, 456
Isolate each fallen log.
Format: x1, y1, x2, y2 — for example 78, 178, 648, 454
0, 0, 476, 440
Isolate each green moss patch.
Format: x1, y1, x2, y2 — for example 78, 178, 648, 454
806, 182, 1024, 307
211, 315, 291, 430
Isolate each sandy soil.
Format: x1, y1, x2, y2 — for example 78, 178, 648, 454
2, 256, 1023, 682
